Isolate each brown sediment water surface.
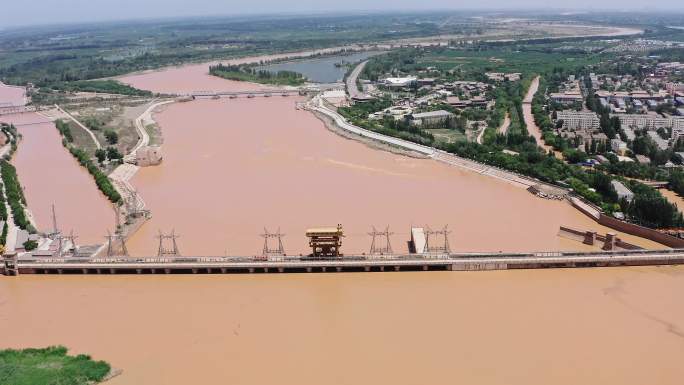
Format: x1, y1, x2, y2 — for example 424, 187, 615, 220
0, 57, 668, 385
125, 96, 665, 255
121, 63, 665, 255
117, 47, 369, 95
2, 57, 678, 385
2, 113, 115, 244
0, 82, 26, 106
1, 268, 684, 385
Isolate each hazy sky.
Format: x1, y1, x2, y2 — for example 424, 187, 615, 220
1, 0, 681, 27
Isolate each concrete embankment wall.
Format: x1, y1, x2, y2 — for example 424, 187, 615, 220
569, 197, 684, 248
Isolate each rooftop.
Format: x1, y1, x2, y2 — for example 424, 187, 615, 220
412, 110, 453, 119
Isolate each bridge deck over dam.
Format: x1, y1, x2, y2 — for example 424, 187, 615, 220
188, 89, 304, 98
4, 249, 684, 275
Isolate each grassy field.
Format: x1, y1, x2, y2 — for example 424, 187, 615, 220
419, 49, 604, 77
0, 346, 111, 385
427, 128, 468, 144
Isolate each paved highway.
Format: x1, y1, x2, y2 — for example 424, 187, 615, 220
346, 60, 370, 100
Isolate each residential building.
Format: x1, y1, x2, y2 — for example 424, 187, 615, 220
611, 138, 628, 155
613, 114, 675, 130
666, 82, 684, 94
417, 78, 436, 86
673, 126, 684, 144
410, 110, 454, 126
635, 154, 651, 164
622, 126, 636, 141
556, 111, 600, 130
647, 131, 669, 150
550, 91, 583, 105
382, 76, 417, 88
446, 96, 488, 109
611, 180, 635, 202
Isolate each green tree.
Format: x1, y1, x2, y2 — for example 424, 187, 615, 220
104, 130, 118, 145
106, 147, 122, 160
23, 240, 38, 251
95, 148, 107, 163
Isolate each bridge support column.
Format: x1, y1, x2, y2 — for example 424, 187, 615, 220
380, 266, 385, 272
136, 269, 142, 274
192, 268, 198, 274
110, 268, 115, 274
248, 268, 255, 273
364, 266, 371, 272
57, 269, 63, 274
583, 231, 596, 246
278, 267, 285, 273
264, 268, 269, 273
423, 265, 428, 271
151, 269, 156, 274
336, 267, 342, 272
221, 268, 227, 274
96, 269, 102, 274
322, 267, 326, 272
82, 269, 88, 274
603, 233, 617, 251
165, 269, 171, 274
306, 267, 312, 273
394, 266, 400, 272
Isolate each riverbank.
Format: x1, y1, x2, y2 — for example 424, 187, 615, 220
0, 346, 113, 385
311, 104, 429, 159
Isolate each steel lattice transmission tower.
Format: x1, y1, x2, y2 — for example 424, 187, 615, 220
424, 225, 451, 254
368, 225, 393, 255
261, 227, 286, 257
105, 229, 129, 257
157, 230, 181, 257
66, 230, 78, 256
51, 204, 59, 237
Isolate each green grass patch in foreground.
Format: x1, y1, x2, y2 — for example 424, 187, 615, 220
0, 346, 111, 385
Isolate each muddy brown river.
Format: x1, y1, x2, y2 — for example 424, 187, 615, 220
1, 268, 683, 385
125, 96, 661, 255
118, 60, 662, 255
1, 56, 682, 385
2, 113, 114, 245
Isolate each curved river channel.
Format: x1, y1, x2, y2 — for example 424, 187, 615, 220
1, 55, 683, 385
